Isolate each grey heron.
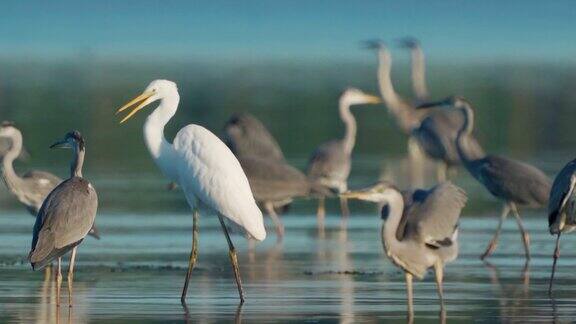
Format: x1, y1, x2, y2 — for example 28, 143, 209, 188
306, 88, 381, 223
341, 181, 467, 316
223, 113, 316, 238
397, 37, 429, 102
28, 131, 98, 307
418, 96, 551, 260
116, 80, 266, 304
547, 159, 576, 293
0, 122, 99, 238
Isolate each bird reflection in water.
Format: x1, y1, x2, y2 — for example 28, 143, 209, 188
483, 261, 531, 320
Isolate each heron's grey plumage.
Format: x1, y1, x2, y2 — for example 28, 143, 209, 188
0, 122, 99, 238
223, 113, 285, 162
29, 131, 98, 270
548, 159, 576, 234
307, 140, 350, 194
397, 36, 429, 102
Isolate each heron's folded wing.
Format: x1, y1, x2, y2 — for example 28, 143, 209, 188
548, 159, 576, 226
404, 182, 467, 248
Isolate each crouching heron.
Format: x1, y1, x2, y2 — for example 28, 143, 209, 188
341, 181, 467, 316
547, 159, 576, 293
28, 131, 98, 307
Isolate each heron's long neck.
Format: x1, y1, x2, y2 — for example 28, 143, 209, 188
71, 147, 85, 178
376, 50, 417, 132
382, 190, 405, 248
411, 47, 428, 100
339, 99, 357, 155
1, 132, 23, 189
455, 104, 482, 172
144, 94, 180, 182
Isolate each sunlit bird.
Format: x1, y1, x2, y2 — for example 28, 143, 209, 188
28, 131, 98, 307
224, 113, 314, 238
547, 159, 576, 293
0, 122, 99, 238
116, 80, 266, 304
306, 88, 381, 222
341, 181, 467, 315
418, 96, 551, 260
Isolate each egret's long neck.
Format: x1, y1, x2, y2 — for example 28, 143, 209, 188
455, 103, 482, 172
1, 132, 23, 189
339, 98, 357, 155
411, 46, 428, 100
71, 146, 85, 178
382, 190, 406, 248
144, 93, 180, 181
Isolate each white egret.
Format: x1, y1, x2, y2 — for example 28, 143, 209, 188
116, 80, 266, 304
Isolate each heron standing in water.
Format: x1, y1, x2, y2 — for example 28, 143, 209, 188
341, 181, 467, 317
116, 80, 266, 304
306, 88, 381, 225
547, 159, 576, 293
418, 96, 551, 260
0, 122, 99, 238
28, 131, 98, 307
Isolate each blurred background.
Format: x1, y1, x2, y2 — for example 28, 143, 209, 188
0, 0, 575, 211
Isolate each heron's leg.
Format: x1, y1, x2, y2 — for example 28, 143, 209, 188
264, 202, 284, 239
434, 262, 445, 309
437, 162, 447, 183
56, 257, 62, 307
510, 203, 530, 260
481, 203, 510, 260
549, 233, 561, 295
181, 208, 199, 305
44, 264, 52, 282
405, 272, 414, 323
317, 197, 326, 238
67, 246, 77, 307
407, 137, 424, 188
339, 196, 350, 219
218, 214, 245, 303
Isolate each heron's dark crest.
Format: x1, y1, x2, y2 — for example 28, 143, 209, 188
396, 36, 420, 49
67, 130, 85, 151
361, 39, 385, 50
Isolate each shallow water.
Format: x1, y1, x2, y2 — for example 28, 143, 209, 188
1, 208, 576, 323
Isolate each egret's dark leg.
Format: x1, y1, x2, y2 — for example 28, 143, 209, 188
481, 203, 510, 260
510, 203, 530, 260
434, 262, 445, 309
67, 247, 77, 307
549, 233, 561, 295
264, 202, 284, 239
56, 257, 62, 307
317, 197, 326, 238
405, 272, 414, 323
181, 209, 199, 305
218, 214, 245, 303
339, 197, 350, 219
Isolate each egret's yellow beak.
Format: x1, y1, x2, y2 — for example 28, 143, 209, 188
116, 91, 154, 124
365, 94, 382, 104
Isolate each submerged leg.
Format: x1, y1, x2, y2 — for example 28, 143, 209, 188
510, 203, 531, 260
481, 203, 510, 260
339, 197, 350, 219
56, 257, 62, 307
405, 272, 414, 323
181, 209, 200, 305
67, 247, 77, 307
218, 214, 245, 303
549, 233, 561, 295
264, 202, 285, 239
434, 262, 445, 309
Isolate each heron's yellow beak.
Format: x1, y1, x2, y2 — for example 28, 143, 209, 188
116, 91, 154, 124
340, 190, 370, 200
365, 94, 382, 104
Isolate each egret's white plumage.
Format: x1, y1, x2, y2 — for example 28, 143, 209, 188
117, 79, 266, 302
